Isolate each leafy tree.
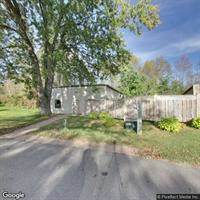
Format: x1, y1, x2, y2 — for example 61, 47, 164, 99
141, 56, 172, 81
119, 66, 162, 96
0, 0, 160, 114
116, 54, 188, 96
119, 69, 148, 96
145, 78, 159, 95
118, 57, 160, 96
170, 80, 185, 95
136, 56, 172, 95
155, 56, 172, 78
158, 77, 171, 94
140, 60, 156, 79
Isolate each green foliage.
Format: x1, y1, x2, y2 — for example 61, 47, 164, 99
142, 57, 172, 79
99, 112, 115, 127
102, 118, 116, 128
0, 80, 37, 108
170, 80, 185, 95
88, 111, 113, 120
158, 77, 171, 95
145, 78, 159, 95
157, 117, 182, 133
0, 80, 25, 96
88, 112, 99, 119
118, 55, 175, 96
139, 57, 173, 95
0, 1, 160, 83
88, 111, 116, 127
0, 95, 37, 109
98, 112, 112, 120
119, 63, 149, 96
0, 0, 160, 114
190, 118, 200, 129
118, 55, 187, 96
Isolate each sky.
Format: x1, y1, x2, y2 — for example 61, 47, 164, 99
123, 0, 200, 68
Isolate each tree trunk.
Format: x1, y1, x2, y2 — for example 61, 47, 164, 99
39, 91, 52, 115
2, 0, 56, 116
39, 61, 55, 115
37, 80, 54, 115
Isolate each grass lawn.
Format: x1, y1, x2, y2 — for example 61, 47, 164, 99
0, 104, 48, 135
34, 115, 200, 165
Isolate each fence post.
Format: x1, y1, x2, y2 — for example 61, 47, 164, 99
154, 95, 157, 121
197, 94, 200, 117
123, 97, 127, 120
137, 101, 142, 135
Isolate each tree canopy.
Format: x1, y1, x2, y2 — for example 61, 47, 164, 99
118, 55, 187, 96
0, 0, 160, 114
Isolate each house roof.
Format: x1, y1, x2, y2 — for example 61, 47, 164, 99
183, 84, 200, 95
183, 85, 193, 94
53, 84, 123, 95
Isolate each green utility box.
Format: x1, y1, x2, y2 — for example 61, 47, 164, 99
124, 119, 142, 135
124, 101, 143, 135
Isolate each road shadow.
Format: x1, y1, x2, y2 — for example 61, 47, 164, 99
0, 137, 199, 200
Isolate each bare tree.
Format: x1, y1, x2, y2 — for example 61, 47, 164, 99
175, 55, 193, 86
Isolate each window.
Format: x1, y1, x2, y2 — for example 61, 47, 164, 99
55, 99, 61, 109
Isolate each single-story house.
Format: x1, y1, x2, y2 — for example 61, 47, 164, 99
183, 84, 200, 95
51, 84, 123, 115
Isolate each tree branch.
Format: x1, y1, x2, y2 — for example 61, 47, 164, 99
0, 23, 18, 33
2, 0, 43, 92
51, 0, 65, 50
0, 44, 25, 50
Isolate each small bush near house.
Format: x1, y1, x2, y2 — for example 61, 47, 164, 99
88, 111, 116, 127
98, 112, 116, 127
98, 112, 112, 120
88, 111, 113, 120
157, 117, 182, 133
189, 118, 200, 129
102, 117, 116, 127
88, 112, 99, 119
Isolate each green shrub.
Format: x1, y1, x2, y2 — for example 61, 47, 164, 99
102, 118, 116, 127
157, 117, 182, 133
98, 112, 116, 127
88, 111, 113, 120
88, 112, 99, 119
88, 111, 116, 127
190, 118, 200, 129
98, 112, 112, 120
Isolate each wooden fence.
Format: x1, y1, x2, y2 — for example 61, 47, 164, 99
86, 94, 200, 122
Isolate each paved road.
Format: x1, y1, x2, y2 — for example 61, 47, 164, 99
0, 136, 200, 200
